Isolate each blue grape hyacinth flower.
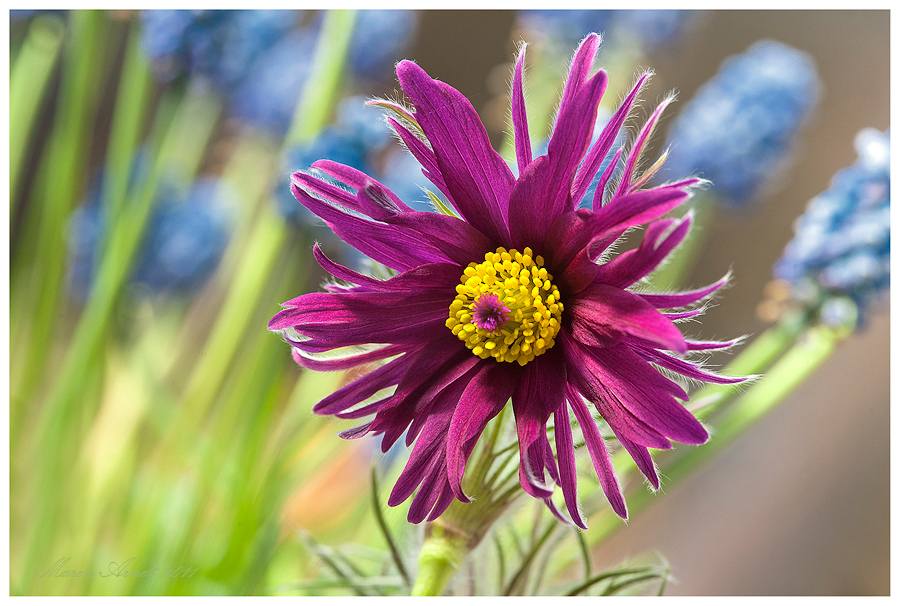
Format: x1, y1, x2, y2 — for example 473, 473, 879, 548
140, 10, 300, 90
67, 175, 235, 300
348, 10, 418, 81
664, 40, 820, 207
774, 128, 889, 326
228, 29, 317, 136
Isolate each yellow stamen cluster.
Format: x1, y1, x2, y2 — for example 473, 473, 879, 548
446, 247, 563, 366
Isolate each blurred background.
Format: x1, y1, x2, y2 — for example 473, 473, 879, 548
8, 9, 889, 596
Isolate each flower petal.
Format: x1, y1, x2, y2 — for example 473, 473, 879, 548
312, 354, 407, 415
512, 347, 566, 498
271, 289, 452, 352
545, 185, 691, 293
568, 283, 687, 353
612, 428, 660, 490
638, 347, 749, 385
311, 159, 413, 217
560, 331, 671, 449
396, 60, 515, 244
507, 68, 608, 250
593, 212, 693, 289
445, 361, 522, 502
581, 343, 709, 445
553, 404, 588, 528
388, 117, 457, 208
290, 343, 407, 371
573, 73, 650, 205
567, 386, 628, 519
290, 182, 448, 271
370, 337, 482, 450
639, 273, 731, 309
511, 42, 532, 175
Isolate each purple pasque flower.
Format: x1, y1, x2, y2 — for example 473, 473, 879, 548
269, 35, 744, 526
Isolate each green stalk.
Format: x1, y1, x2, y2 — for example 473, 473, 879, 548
101, 23, 155, 225
586, 322, 845, 547
409, 406, 520, 596
15, 21, 153, 420
411, 524, 470, 596
11, 9, 106, 403
9, 13, 65, 204
19, 88, 219, 593
286, 9, 357, 146
170, 8, 358, 451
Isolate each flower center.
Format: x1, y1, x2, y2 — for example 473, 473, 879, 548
446, 247, 563, 365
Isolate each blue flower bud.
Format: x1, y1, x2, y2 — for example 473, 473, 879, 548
774, 128, 889, 324
664, 40, 820, 207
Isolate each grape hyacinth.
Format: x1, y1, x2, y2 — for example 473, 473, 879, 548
67, 176, 234, 300
348, 10, 418, 81
664, 40, 820, 207
774, 128, 890, 325
139, 10, 300, 90
228, 29, 317, 135
518, 10, 697, 52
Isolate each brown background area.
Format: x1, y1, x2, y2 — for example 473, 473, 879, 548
407, 10, 889, 595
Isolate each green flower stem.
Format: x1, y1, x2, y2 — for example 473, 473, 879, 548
101, 22, 155, 224
165, 8, 357, 457
410, 411, 519, 596
585, 321, 845, 548
9, 13, 65, 205
18, 88, 219, 593
411, 523, 471, 596
286, 9, 357, 146
11, 10, 106, 404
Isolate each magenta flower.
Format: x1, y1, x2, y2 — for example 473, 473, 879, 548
270, 34, 744, 527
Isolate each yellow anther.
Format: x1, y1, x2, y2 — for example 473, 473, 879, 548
448, 247, 564, 364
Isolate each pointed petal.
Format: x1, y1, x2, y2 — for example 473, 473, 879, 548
573, 72, 650, 205
567, 386, 628, 519
612, 428, 660, 490
313, 355, 406, 415
445, 361, 521, 501
553, 404, 588, 528
568, 283, 687, 353
311, 159, 413, 216
508, 70, 608, 251
639, 273, 731, 309
388, 117, 457, 208
511, 42, 532, 175
593, 212, 693, 289
614, 96, 674, 198
560, 331, 671, 449
639, 348, 749, 385
583, 343, 709, 445
396, 60, 514, 244
290, 343, 407, 371
511, 347, 566, 498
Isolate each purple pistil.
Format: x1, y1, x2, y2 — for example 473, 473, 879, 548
471, 293, 510, 332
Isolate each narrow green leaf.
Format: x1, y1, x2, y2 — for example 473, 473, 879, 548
565, 566, 656, 596
574, 529, 592, 581
601, 572, 666, 596
493, 534, 507, 595
503, 521, 556, 595
9, 13, 65, 203
297, 532, 375, 597
370, 465, 412, 589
